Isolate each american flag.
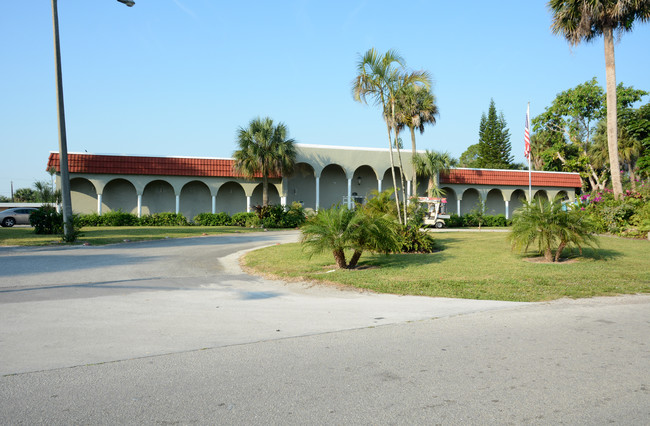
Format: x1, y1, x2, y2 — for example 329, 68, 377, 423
524, 104, 530, 160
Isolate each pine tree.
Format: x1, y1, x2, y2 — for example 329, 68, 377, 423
477, 99, 513, 169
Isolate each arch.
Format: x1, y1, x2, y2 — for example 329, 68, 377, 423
319, 164, 347, 208
381, 167, 404, 197
142, 180, 176, 215
70, 177, 97, 215
180, 181, 211, 221
216, 182, 247, 215
460, 188, 480, 216
509, 189, 527, 218
287, 162, 316, 209
485, 188, 505, 216
440, 187, 457, 215
534, 190, 549, 202
352, 165, 378, 203
251, 183, 281, 207
103, 178, 137, 214
555, 190, 569, 202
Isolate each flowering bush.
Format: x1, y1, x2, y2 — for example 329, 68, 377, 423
577, 181, 650, 237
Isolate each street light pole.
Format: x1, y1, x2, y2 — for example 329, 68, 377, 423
50, 0, 134, 240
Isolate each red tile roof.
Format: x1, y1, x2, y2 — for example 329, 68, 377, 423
440, 168, 581, 188
47, 153, 269, 178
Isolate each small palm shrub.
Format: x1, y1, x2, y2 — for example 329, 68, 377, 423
399, 225, 437, 253
509, 199, 598, 262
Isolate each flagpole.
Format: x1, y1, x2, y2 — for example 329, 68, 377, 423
527, 102, 532, 202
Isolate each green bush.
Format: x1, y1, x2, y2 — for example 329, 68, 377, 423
193, 212, 232, 226
29, 205, 63, 234
446, 213, 463, 228
398, 225, 437, 253
101, 210, 140, 226
579, 185, 650, 237
231, 212, 256, 227
139, 213, 189, 226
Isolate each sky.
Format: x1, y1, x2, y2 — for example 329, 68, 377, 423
1, 1, 649, 198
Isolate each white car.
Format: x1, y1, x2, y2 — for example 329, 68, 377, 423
0, 208, 39, 227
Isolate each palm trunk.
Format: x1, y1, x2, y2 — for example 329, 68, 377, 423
604, 26, 623, 200
348, 249, 363, 269
410, 126, 418, 196
554, 241, 567, 262
385, 122, 402, 225
262, 174, 269, 207
333, 249, 347, 269
392, 100, 408, 224
544, 247, 553, 262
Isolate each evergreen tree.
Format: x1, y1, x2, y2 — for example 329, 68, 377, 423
477, 99, 513, 169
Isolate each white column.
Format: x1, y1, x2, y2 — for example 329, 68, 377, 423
315, 177, 320, 211
407, 180, 411, 201
505, 200, 510, 220
281, 196, 287, 206
175, 195, 180, 214
97, 194, 103, 215
377, 179, 382, 193
246, 196, 251, 213
457, 199, 461, 216
347, 178, 352, 209
137, 194, 142, 218
211, 195, 216, 214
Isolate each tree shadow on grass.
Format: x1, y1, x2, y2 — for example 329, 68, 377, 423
359, 250, 446, 270
571, 246, 621, 261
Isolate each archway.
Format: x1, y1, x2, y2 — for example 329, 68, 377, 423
440, 187, 457, 215
70, 178, 97, 215
509, 189, 527, 218
180, 181, 211, 221
251, 183, 281, 207
534, 190, 549, 202
381, 167, 403, 198
286, 162, 316, 209
319, 164, 347, 208
460, 188, 480, 216
485, 189, 504, 216
142, 180, 175, 214
103, 178, 137, 214
216, 182, 246, 215
352, 165, 377, 204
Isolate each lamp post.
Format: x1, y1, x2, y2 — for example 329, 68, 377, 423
51, 0, 134, 240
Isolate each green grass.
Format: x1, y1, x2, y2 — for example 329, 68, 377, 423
0, 226, 267, 246
243, 232, 650, 302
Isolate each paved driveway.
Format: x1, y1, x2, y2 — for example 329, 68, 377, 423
1, 231, 648, 424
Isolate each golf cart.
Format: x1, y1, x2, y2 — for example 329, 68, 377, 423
418, 197, 450, 228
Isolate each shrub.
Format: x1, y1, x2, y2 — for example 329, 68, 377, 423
140, 213, 188, 226
30, 205, 63, 235
446, 213, 463, 228
77, 213, 103, 227
193, 212, 232, 226
100, 210, 139, 226
231, 212, 257, 227
398, 225, 437, 253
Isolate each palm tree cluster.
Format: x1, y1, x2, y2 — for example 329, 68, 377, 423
352, 48, 438, 224
508, 198, 598, 262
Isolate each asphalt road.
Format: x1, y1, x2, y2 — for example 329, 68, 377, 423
0, 231, 648, 424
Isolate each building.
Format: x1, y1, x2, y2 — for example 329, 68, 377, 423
46, 144, 581, 220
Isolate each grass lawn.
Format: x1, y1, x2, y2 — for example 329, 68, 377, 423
242, 232, 650, 302
0, 226, 266, 246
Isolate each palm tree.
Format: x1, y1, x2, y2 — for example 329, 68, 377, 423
300, 204, 400, 269
352, 48, 431, 224
233, 117, 296, 207
394, 84, 439, 195
548, 0, 650, 199
508, 198, 598, 262
413, 150, 457, 198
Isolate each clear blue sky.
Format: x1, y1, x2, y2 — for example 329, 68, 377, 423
1, 1, 649, 198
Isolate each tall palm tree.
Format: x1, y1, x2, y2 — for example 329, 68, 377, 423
233, 117, 296, 207
548, 0, 650, 199
394, 84, 439, 195
352, 48, 431, 224
413, 150, 457, 198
